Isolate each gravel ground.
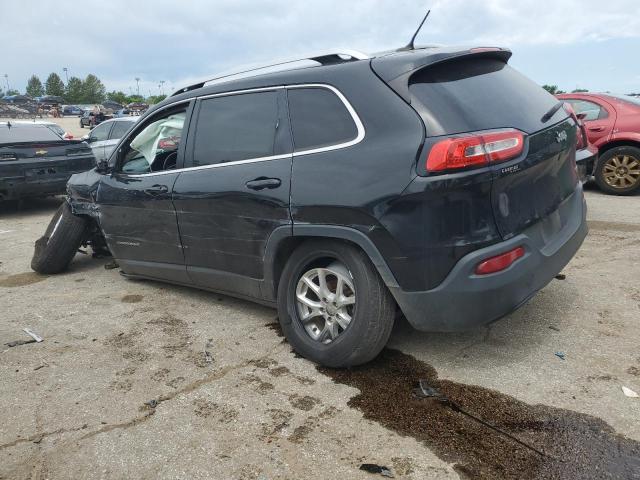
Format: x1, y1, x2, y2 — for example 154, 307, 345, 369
0, 184, 639, 479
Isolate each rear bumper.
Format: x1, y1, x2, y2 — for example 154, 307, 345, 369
391, 183, 587, 331
576, 145, 598, 182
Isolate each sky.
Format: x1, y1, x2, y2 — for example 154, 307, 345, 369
2, 0, 639, 96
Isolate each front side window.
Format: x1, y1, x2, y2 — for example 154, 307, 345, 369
89, 122, 111, 142
566, 99, 607, 121
119, 107, 186, 174
287, 87, 358, 151
192, 91, 279, 167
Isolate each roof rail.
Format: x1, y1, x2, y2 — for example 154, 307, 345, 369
171, 49, 370, 97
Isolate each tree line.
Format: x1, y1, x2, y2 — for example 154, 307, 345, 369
2, 73, 166, 105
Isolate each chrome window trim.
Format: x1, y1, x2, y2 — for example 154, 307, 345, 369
119, 83, 364, 177
286, 83, 365, 156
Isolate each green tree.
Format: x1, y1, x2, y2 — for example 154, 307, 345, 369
64, 77, 84, 103
45, 73, 65, 97
106, 90, 130, 105
147, 94, 167, 104
571, 88, 589, 93
5, 89, 20, 96
26, 75, 44, 97
82, 74, 106, 103
126, 94, 145, 104
542, 84, 565, 94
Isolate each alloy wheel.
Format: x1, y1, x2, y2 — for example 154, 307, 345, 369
602, 154, 640, 189
295, 261, 355, 344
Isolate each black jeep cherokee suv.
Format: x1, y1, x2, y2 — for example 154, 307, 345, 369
32, 47, 587, 367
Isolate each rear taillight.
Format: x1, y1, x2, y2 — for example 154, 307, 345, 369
475, 246, 525, 275
426, 129, 524, 172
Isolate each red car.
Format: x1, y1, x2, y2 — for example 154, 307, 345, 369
557, 93, 640, 195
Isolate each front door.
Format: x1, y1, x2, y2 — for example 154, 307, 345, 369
172, 88, 292, 300
96, 101, 193, 283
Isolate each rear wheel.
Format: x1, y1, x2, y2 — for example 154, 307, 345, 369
277, 240, 395, 367
31, 202, 89, 274
595, 146, 640, 195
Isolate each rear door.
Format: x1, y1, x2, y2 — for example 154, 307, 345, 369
173, 88, 292, 299
406, 55, 579, 240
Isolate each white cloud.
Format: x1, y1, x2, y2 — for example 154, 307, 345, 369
2, 0, 639, 93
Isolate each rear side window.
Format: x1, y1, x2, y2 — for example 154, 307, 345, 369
109, 121, 133, 140
287, 87, 358, 151
409, 58, 563, 136
565, 100, 607, 121
192, 91, 279, 166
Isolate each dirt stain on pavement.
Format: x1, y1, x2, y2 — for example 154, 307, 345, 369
319, 349, 640, 479
0, 272, 47, 287
121, 294, 144, 303
588, 220, 640, 233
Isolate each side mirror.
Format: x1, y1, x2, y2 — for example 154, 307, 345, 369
95, 158, 112, 174
576, 112, 588, 121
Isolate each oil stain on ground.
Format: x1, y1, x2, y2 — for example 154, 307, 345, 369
0, 272, 47, 287
319, 349, 640, 479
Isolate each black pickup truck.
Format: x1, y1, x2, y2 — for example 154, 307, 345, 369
0, 122, 95, 201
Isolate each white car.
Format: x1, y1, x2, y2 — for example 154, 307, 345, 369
81, 117, 139, 163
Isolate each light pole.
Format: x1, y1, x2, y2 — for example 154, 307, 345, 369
3, 74, 9, 92
159, 80, 165, 95
135, 77, 140, 96
63, 67, 69, 83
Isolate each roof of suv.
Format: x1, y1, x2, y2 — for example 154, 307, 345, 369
158, 46, 511, 111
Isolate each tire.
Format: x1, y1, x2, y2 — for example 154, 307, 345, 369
594, 146, 640, 195
31, 202, 89, 274
277, 240, 396, 368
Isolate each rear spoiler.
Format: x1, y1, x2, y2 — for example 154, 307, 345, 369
372, 47, 512, 103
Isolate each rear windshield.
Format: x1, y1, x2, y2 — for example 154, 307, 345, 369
0, 124, 62, 144
409, 58, 564, 136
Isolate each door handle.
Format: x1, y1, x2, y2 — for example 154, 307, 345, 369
588, 126, 605, 132
245, 177, 281, 190
144, 184, 169, 196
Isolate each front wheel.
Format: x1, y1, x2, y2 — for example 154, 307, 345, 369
594, 146, 640, 195
277, 240, 396, 368
31, 202, 89, 274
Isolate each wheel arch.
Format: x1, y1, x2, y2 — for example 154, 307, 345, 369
263, 225, 400, 302
598, 137, 640, 156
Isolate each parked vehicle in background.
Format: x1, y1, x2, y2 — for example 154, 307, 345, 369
62, 105, 84, 116
80, 109, 113, 128
127, 102, 148, 115
33, 47, 587, 367
0, 122, 94, 201
569, 106, 598, 183
558, 92, 640, 194
113, 108, 131, 118
82, 117, 138, 163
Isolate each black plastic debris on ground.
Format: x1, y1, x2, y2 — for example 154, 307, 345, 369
5, 338, 36, 348
359, 463, 394, 477
104, 260, 119, 270
555, 273, 566, 280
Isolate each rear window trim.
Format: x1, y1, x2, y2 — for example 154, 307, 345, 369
286, 84, 365, 156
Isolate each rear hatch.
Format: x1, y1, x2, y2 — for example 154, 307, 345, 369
374, 51, 579, 240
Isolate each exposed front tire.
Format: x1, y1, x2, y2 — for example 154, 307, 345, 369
594, 146, 640, 195
277, 240, 396, 368
31, 202, 89, 274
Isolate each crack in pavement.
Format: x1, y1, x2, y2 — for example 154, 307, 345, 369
1, 342, 286, 459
